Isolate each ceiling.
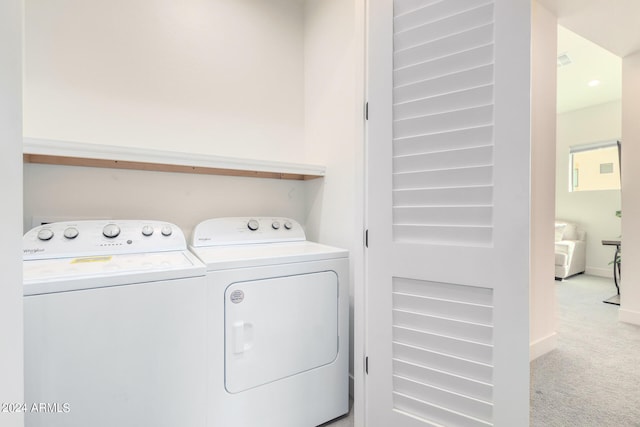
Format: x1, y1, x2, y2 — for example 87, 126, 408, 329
537, 0, 640, 114
537, 0, 640, 57
556, 26, 621, 114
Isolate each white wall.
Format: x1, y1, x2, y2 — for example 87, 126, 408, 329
23, 164, 309, 236
620, 50, 640, 325
0, 0, 24, 425
24, 0, 305, 163
22, 0, 312, 233
556, 101, 622, 277
530, 2, 557, 360
302, 0, 364, 410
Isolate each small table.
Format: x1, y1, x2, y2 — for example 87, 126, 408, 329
602, 239, 621, 305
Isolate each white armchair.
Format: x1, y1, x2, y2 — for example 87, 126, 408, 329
555, 221, 586, 279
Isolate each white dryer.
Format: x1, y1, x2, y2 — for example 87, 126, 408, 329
189, 217, 349, 427
23, 220, 207, 427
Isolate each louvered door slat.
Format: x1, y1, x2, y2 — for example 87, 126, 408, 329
394, 126, 493, 156
393, 277, 493, 304
393, 186, 493, 207
394, 206, 492, 226
394, 165, 492, 190
395, 65, 494, 103
394, 25, 493, 69
395, 45, 494, 88
393, 376, 493, 421
394, 392, 492, 427
393, 294, 492, 325
393, 342, 493, 384
394, 225, 492, 246
394, 0, 493, 34
393, 360, 493, 402
394, 310, 493, 342
394, 105, 493, 138
393, 145, 493, 173
393, 326, 493, 363
395, 4, 494, 52
394, 85, 494, 121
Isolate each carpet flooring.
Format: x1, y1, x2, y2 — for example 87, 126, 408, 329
531, 274, 640, 426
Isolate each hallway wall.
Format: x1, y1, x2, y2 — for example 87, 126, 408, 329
530, 1, 558, 360
620, 50, 640, 325
0, 0, 24, 425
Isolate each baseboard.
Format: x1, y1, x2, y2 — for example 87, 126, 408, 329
585, 266, 613, 278
530, 332, 557, 361
619, 308, 640, 326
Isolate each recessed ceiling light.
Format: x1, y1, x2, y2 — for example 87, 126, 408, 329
588, 80, 601, 87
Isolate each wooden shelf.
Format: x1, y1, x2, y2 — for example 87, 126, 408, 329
23, 138, 325, 181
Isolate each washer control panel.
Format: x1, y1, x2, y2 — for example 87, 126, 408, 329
191, 217, 305, 247
24, 220, 185, 260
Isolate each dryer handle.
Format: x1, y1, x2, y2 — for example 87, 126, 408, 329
233, 321, 253, 354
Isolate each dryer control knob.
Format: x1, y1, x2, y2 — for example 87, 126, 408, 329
37, 228, 54, 241
142, 225, 154, 236
103, 224, 121, 238
284, 221, 293, 230
161, 225, 173, 236
247, 219, 259, 231
63, 227, 79, 239
272, 221, 280, 230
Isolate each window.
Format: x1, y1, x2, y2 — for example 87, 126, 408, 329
570, 140, 621, 192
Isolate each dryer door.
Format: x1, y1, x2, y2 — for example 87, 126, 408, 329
224, 271, 338, 393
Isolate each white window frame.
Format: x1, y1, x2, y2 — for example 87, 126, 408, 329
569, 139, 621, 192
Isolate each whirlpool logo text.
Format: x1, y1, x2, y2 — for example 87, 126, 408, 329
24, 248, 45, 255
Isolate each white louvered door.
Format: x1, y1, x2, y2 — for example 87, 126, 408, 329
366, 1, 530, 426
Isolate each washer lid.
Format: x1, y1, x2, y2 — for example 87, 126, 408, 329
189, 241, 347, 270
23, 250, 205, 296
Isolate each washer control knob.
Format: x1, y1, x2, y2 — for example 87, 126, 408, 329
272, 221, 280, 230
63, 227, 79, 239
161, 225, 173, 236
284, 221, 293, 230
37, 228, 54, 241
142, 225, 154, 236
247, 219, 259, 231
102, 224, 121, 238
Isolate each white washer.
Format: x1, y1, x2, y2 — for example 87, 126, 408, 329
23, 220, 207, 427
189, 217, 349, 427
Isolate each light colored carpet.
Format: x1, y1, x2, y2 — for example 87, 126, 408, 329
531, 274, 640, 426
